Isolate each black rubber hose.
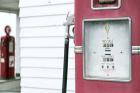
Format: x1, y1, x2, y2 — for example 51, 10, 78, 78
62, 26, 70, 93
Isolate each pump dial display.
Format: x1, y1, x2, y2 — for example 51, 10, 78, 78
83, 18, 131, 82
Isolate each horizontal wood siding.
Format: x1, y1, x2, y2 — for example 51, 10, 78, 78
19, 0, 75, 93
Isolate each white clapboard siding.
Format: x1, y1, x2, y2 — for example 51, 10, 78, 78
20, 15, 66, 27
19, 0, 74, 7
20, 37, 74, 47
21, 88, 74, 93
19, 0, 75, 93
21, 68, 75, 79
21, 58, 74, 69
21, 78, 75, 90
20, 48, 74, 58
20, 26, 65, 37
20, 4, 74, 17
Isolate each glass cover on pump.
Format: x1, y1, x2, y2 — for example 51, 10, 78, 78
83, 18, 131, 82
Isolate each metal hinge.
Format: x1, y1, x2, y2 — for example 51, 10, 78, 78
74, 46, 83, 54
132, 46, 140, 54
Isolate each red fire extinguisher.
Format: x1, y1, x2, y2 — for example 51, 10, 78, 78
0, 25, 15, 79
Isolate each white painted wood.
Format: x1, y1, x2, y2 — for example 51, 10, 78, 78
21, 88, 74, 93
20, 26, 65, 37
21, 68, 75, 79
19, 0, 74, 7
20, 37, 74, 47
20, 15, 66, 27
21, 78, 75, 90
19, 0, 75, 92
20, 37, 65, 47
21, 58, 74, 69
20, 4, 74, 17
16, 13, 21, 74
20, 48, 74, 58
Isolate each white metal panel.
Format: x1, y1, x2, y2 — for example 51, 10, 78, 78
21, 78, 75, 91
20, 48, 74, 58
20, 15, 66, 27
21, 58, 74, 69
21, 68, 75, 79
19, 0, 73, 7
20, 37, 74, 47
20, 4, 74, 17
21, 88, 74, 93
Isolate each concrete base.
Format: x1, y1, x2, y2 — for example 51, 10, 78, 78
0, 78, 20, 93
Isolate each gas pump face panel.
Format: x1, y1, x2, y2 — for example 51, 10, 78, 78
83, 18, 131, 82
9, 38, 14, 53
9, 56, 14, 67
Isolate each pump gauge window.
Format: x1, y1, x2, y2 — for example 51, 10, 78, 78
83, 18, 131, 82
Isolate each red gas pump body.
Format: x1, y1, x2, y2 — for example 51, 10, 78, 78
75, 0, 140, 93
0, 35, 15, 79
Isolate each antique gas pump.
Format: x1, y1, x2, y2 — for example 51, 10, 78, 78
75, 0, 140, 93
0, 25, 15, 79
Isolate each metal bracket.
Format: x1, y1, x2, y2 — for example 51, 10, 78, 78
63, 15, 74, 26
132, 46, 140, 55
74, 46, 83, 54
64, 14, 74, 39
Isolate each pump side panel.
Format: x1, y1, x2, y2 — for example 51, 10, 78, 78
75, 0, 140, 93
